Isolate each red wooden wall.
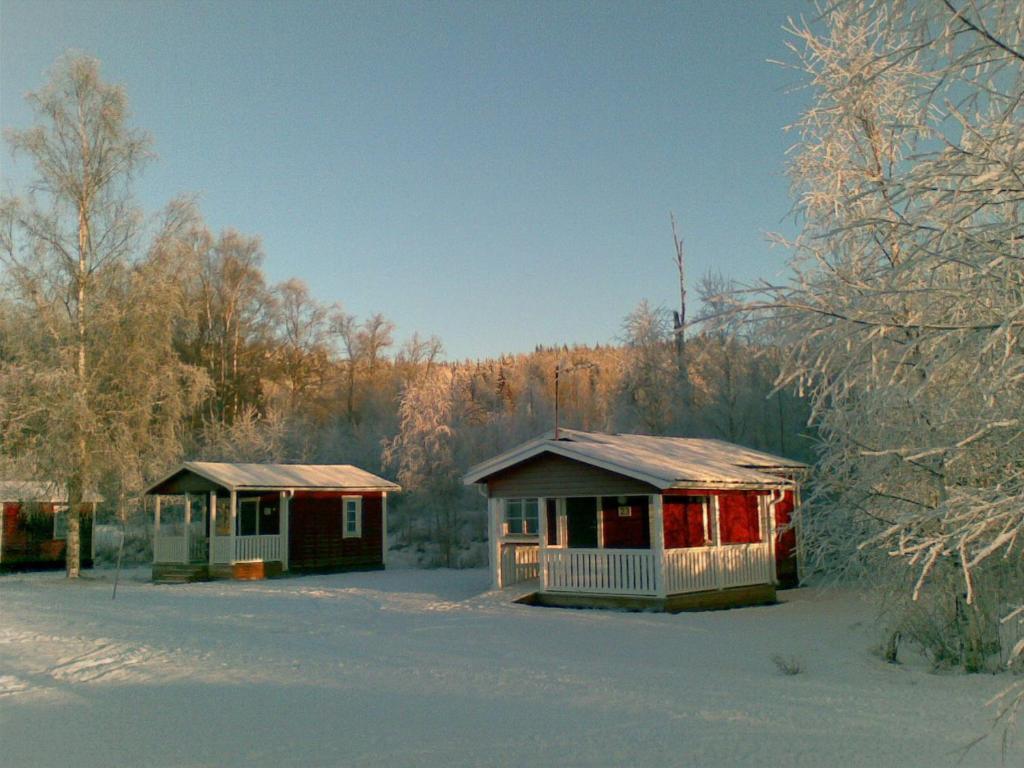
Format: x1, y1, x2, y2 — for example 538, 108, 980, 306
1, 502, 93, 569
662, 491, 765, 547
774, 489, 799, 586
663, 488, 800, 585
600, 496, 650, 548
288, 491, 384, 572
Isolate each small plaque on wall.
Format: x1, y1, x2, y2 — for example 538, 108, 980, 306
618, 505, 632, 517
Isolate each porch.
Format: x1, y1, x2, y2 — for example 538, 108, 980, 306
491, 493, 779, 608
151, 490, 290, 581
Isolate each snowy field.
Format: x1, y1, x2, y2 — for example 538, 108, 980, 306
1, 568, 1019, 768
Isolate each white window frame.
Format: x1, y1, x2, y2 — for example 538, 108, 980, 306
53, 505, 69, 540
343, 496, 362, 538
503, 498, 539, 536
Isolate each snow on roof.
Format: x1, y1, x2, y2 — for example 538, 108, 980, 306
463, 429, 808, 490
0, 481, 102, 503
147, 462, 401, 494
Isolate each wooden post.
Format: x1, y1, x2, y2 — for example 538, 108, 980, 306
183, 493, 191, 564
380, 491, 388, 569
488, 496, 501, 589
765, 491, 779, 585
710, 495, 722, 590
558, 499, 567, 549
153, 496, 161, 561
280, 490, 290, 572
208, 492, 217, 567
229, 490, 237, 565
537, 496, 547, 591
793, 483, 804, 585
651, 494, 666, 598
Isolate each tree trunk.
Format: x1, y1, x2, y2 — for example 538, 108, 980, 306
65, 507, 81, 578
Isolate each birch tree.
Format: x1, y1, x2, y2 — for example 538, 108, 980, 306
383, 365, 463, 565
1, 55, 150, 577
753, 0, 1023, 688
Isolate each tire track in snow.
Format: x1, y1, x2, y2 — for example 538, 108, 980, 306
47, 640, 163, 683
0, 675, 29, 696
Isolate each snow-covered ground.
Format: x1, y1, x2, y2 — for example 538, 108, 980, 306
1, 568, 1019, 767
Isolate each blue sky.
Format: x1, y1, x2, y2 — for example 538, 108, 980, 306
1, 0, 811, 360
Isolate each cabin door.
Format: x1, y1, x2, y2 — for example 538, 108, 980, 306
566, 497, 598, 548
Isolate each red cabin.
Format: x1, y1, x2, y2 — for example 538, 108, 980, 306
0, 481, 98, 571
145, 462, 400, 582
464, 430, 807, 611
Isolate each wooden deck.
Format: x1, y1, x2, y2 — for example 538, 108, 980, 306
152, 561, 284, 583
516, 583, 777, 613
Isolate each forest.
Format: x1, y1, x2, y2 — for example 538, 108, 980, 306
1, 0, 1021, 718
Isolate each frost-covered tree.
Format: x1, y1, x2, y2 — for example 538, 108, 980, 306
383, 365, 464, 566
273, 278, 332, 415
617, 300, 676, 433
754, 0, 1023, 687
1, 55, 155, 576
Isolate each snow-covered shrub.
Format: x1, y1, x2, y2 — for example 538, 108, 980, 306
770, 654, 804, 676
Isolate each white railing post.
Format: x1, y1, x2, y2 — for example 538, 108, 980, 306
764, 492, 777, 585
152, 496, 162, 562
280, 491, 290, 571
710, 496, 723, 589
380, 491, 387, 569
537, 497, 547, 591
229, 490, 237, 565
651, 494, 665, 597
488, 497, 501, 589
183, 494, 191, 564
793, 485, 805, 584
208, 492, 217, 567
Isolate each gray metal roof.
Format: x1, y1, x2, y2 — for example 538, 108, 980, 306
463, 429, 808, 490
146, 462, 401, 494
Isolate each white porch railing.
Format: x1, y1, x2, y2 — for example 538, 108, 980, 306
717, 543, 773, 589
154, 535, 186, 563
213, 537, 233, 564
664, 542, 773, 595
234, 534, 282, 563
543, 548, 658, 595
189, 536, 208, 563
663, 547, 718, 594
209, 534, 284, 564
500, 543, 538, 586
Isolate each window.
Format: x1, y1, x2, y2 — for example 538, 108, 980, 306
504, 498, 539, 536
343, 496, 362, 538
663, 496, 709, 548
719, 493, 762, 544
53, 505, 69, 540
